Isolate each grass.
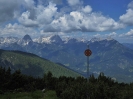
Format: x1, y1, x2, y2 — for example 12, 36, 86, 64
44, 90, 59, 99
0, 90, 59, 99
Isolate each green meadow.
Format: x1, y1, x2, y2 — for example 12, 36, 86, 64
0, 90, 59, 99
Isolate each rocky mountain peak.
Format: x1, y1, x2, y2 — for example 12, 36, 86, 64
49, 35, 62, 43
17, 34, 33, 46
22, 34, 32, 41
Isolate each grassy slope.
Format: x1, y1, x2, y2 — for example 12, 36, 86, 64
0, 90, 59, 99
0, 50, 81, 78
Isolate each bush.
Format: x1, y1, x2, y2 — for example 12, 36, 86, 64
0, 90, 4, 94
31, 90, 43, 99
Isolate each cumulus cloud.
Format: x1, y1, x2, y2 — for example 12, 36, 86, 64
18, 2, 57, 27
119, 1, 133, 26
125, 29, 133, 37
0, 23, 37, 37
119, 29, 133, 38
36, 3, 57, 24
44, 11, 123, 32
0, 0, 22, 23
93, 32, 117, 39
119, 9, 133, 25
48, 0, 63, 5
24, 0, 35, 9
128, 1, 133, 9
82, 5, 92, 13
18, 11, 38, 27
39, 0, 63, 5
109, 32, 117, 36
67, 0, 81, 6
105, 32, 117, 37
93, 34, 101, 37
0, 0, 132, 39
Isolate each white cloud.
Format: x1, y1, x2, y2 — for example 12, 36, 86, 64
18, 11, 38, 27
119, 1, 133, 26
82, 5, 92, 13
16, 0, 132, 34
0, 0, 36, 23
93, 34, 101, 37
24, 0, 35, 9
0, 0, 23, 23
110, 32, 117, 36
0, 0, 132, 39
67, 0, 81, 6
125, 29, 133, 37
0, 23, 38, 37
119, 29, 133, 38
128, 1, 133, 9
48, 0, 63, 5
93, 32, 117, 39
119, 9, 133, 25
36, 3, 57, 24
18, 2, 57, 27
45, 11, 123, 32
105, 32, 117, 37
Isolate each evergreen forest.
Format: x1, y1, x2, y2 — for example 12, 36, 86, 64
0, 66, 133, 99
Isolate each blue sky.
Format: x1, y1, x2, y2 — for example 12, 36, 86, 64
0, 0, 133, 43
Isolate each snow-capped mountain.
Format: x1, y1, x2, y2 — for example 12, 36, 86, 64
0, 37, 19, 44
22, 34, 32, 41
90, 37, 102, 42
64, 38, 81, 44
34, 35, 63, 44
17, 34, 33, 46
33, 36, 51, 44
90, 37, 115, 43
50, 35, 63, 43
0, 34, 133, 82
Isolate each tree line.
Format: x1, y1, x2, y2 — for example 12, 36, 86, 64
0, 66, 133, 99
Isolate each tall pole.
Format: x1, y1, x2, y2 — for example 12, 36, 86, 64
84, 45, 92, 99
87, 45, 90, 99
87, 55, 89, 99
87, 55, 89, 81
87, 45, 90, 81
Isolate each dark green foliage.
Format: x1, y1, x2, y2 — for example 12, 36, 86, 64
44, 71, 58, 90
0, 90, 58, 99
1, 67, 133, 99
55, 72, 133, 99
0, 66, 45, 92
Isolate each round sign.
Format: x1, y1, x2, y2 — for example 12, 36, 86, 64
84, 49, 92, 56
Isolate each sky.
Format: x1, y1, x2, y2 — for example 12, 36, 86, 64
0, 0, 133, 43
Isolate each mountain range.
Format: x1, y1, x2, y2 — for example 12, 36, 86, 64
0, 34, 133, 82
122, 43, 133, 50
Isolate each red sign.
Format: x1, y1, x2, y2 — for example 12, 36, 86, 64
84, 49, 92, 56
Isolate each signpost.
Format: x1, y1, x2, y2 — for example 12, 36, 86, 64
84, 47, 92, 81
84, 49, 92, 57
84, 45, 92, 99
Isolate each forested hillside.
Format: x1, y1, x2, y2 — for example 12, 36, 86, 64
0, 49, 81, 78
0, 67, 133, 99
